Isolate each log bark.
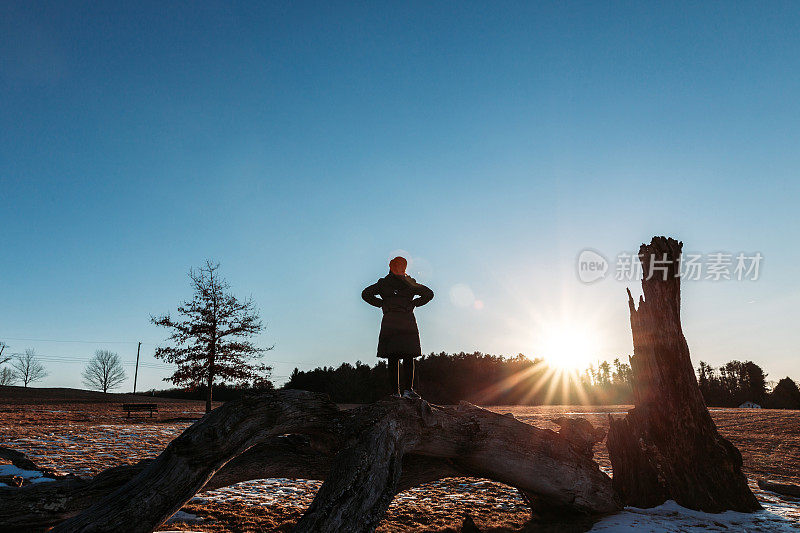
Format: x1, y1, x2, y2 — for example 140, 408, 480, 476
607, 236, 760, 512
3, 391, 619, 532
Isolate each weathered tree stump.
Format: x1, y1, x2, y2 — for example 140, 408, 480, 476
607, 236, 760, 512
2, 391, 619, 532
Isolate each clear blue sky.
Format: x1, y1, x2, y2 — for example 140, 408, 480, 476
1, 1, 798, 391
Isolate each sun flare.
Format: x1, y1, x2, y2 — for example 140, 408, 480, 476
539, 324, 598, 372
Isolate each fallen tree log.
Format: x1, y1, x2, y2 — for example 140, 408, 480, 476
2, 391, 619, 532
297, 401, 618, 532
607, 236, 760, 512
0, 441, 463, 532
0, 445, 41, 471
0, 440, 464, 532
758, 478, 800, 498
0, 436, 323, 532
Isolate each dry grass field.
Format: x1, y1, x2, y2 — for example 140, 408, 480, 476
1, 387, 798, 532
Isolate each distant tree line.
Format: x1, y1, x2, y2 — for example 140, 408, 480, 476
2, 330, 797, 411
283, 352, 636, 405
767, 377, 800, 409
282, 351, 800, 409
697, 360, 800, 409
150, 380, 274, 402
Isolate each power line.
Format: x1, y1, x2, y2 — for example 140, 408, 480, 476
4, 351, 173, 370
0, 336, 154, 345
3, 351, 320, 369
2, 353, 314, 371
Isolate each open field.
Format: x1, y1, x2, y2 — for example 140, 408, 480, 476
1, 387, 799, 531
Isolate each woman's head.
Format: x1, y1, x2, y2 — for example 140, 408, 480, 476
389, 256, 407, 275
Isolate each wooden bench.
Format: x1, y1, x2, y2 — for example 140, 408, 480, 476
122, 403, 158, 418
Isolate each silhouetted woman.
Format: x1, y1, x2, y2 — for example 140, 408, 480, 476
362, 256, 434, 398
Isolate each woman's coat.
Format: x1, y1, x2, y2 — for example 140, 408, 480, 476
362, 273, 434, 358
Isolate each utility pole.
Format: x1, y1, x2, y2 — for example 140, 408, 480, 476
133, 341, 141, 394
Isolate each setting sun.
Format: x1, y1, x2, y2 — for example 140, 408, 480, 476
539, 325, 598, 372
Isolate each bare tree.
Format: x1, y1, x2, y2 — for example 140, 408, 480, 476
11, 349, 48, 387
0, 342, 11, 385
82, 350, 127, 393
0, 367, 15, 386
0, 341, 9, 365
152, 261, 272, 413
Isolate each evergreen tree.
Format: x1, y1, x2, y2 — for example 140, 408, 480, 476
767, 377, 800, 409
152, 261, 271, 412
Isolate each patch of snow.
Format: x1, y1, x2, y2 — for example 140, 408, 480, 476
590, 500, 799, 532
564, 411, 628, 415
164, 510, 203, 524
30, 476, 56, 483
0, 464, 55, 483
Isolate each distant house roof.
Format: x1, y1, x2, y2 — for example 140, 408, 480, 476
738, 401, 762, 409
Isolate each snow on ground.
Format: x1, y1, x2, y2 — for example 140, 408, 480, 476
190, 478, 322, 507
179, 477, 800, 532
0, 464, 55, 485
163, 511, 204, 525
2, 403, 799, 531
0, 422, 187, 476
589, 480, 800, 532
591, 499, 800, 532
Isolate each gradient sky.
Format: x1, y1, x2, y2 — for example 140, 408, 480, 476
1, 1, 798, 392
